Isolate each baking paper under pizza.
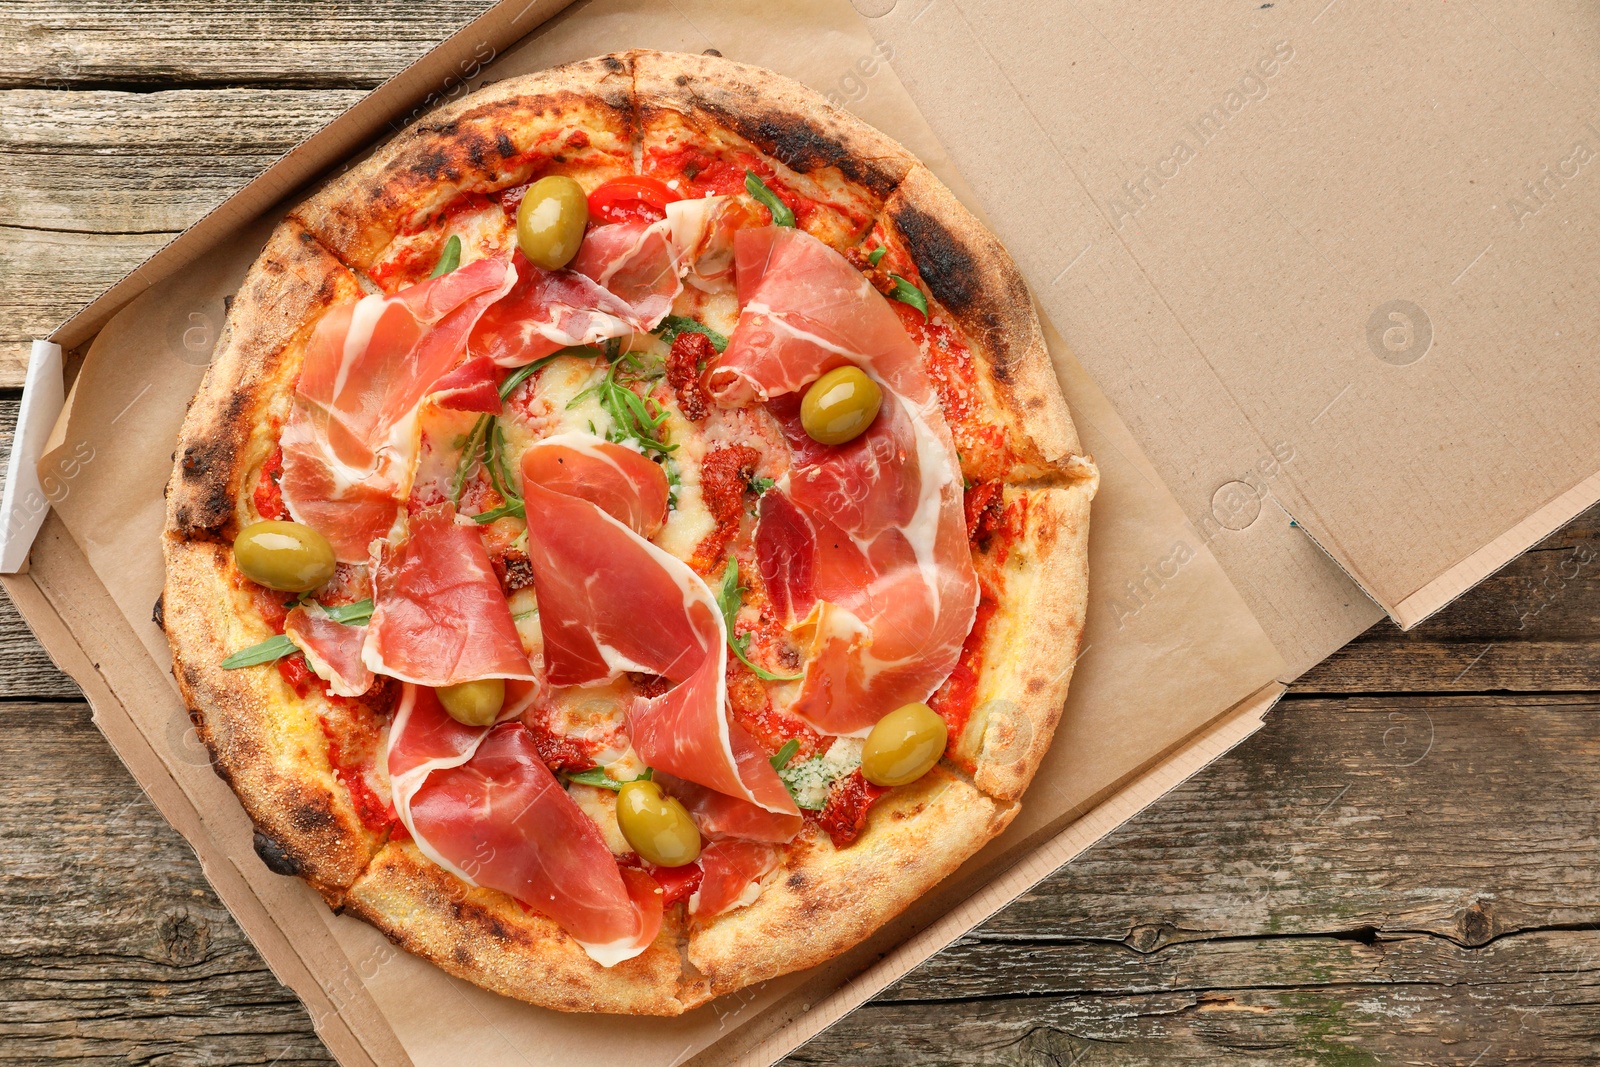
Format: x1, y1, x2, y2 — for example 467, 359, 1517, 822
161, 50, 1097, 1015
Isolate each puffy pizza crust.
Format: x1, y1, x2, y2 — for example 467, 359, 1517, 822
344, 841, 698, 1015
163, 50, 1098, 1014
686, 767, 1014, 995
163, 220, 377, 900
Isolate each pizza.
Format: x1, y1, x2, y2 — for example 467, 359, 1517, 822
161, 50, 1097, 1015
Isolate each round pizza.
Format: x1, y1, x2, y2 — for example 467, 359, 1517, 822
161, 50, 1097, 1015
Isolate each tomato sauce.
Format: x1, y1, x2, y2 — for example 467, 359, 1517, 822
927, 584, 999, 747
252, 446, 289, 520
689, 444, 759, 573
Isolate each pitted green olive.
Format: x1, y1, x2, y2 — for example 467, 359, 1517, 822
615, 779, 701, 867
437, 678, 505, 727
516, 175, 589, 269
860, 701, 948, 787
800, 365, 882, 445
233, 520, 336, 593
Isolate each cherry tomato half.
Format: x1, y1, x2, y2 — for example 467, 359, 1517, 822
587, 175, 682, 225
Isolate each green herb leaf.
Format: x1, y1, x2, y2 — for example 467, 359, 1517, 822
498, 352, 568, 401
867, 246, 887, 267
221, 635, 296, 670
770, 738, 801, 771
450, 415, 490, 506
221, 599, 374, 669
654, 315, 729, 353
887, 273, 929, 318
747, 475, 776, 496
565, 766, 651, 792
428, 234, 462, 279
715, 558, 804, 682
744, 170, 795, 228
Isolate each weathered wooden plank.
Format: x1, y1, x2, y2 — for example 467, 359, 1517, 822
0, 701, 332, 1066
2, 88, 366, 233
0, 224, 170, 386
0, 1, 495, 89
0, 395, 80, 699
0, 87, 365, 384
1297, 502, 1600, 693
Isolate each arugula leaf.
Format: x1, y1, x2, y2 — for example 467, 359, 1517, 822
654, 315, 729, 353
498, 351, 569, 401
565, 766, 651, 792
715, 559, 803, 682
571, 362, 677, 457
887, 273, 929, 318
428, 234, 462, 279
746, 474, 776, 496
221, 600, 375, 669
867, 245, 887, 267
770, 738, 800, 771
744, 170, 795, 228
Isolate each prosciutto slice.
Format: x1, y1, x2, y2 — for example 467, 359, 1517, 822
283, 604, 373, 697
468, 239, 674, 368
572, 219, 681, 325
387, 685, 662, 966
363, 503, 536, 685
688, 839, 779, 918
713, 227, 979, 735
519, 435, 799, 822
428, 355, 504, 414
280, 255, 517, 562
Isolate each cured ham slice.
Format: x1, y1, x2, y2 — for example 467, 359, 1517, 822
656, 772, 804, 843
363, 504, 536, 685
714, 227, 979, 735
519, 435, 799, 823
428, 355, 504, 413
387, 685, 662, 966
283, 604, 373, 697
688, 839, 778, 918
280, 255, 517, 562
572, 219, 681, 325
520, 433, 669, 539
469, 245, 671, 369
666, 196, 762, 291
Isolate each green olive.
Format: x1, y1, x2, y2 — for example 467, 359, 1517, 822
437, 678, 505, 727
861, 702, 948, 787
800, 365, 883, 445
615, 779, 701, 867
516, 175, 589, 269
233, 520, 336, 593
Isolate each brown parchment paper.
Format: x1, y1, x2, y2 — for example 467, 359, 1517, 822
37, 0, 1287, 1062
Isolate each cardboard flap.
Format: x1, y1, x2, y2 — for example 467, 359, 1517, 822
862, 0, 1600, 637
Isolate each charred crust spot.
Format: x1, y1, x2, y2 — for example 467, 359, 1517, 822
785, 870, 808, 890
697, 100, 900, 197
151, 594, 165, 632
253, 830, 302, 876
452, 944, 472, 966
410, 145, 459, 184
600, 54, 625, 74
891, 198, 1021, 382
1026, 676, 1047, 694
495, 131, 515, 158
289, 795, 338, 833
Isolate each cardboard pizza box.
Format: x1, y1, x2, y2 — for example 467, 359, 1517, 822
3, 0, 1595, 1063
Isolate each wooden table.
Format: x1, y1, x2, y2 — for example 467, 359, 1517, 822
5, 5, 1599, 1062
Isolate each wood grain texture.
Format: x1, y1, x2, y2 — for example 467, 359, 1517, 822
0, 88, 363, 382
0, 1, 496, 88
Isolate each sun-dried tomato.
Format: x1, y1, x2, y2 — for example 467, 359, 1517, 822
817, 770, 888, 849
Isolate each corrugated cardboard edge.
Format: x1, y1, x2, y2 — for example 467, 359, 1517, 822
688, 680, 1284, 1067
1, 517, 414, 1067
47, 0, 578, 356
1388, 468, 1600, 630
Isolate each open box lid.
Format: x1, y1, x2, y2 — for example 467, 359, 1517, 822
864, 0, 1600, 656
